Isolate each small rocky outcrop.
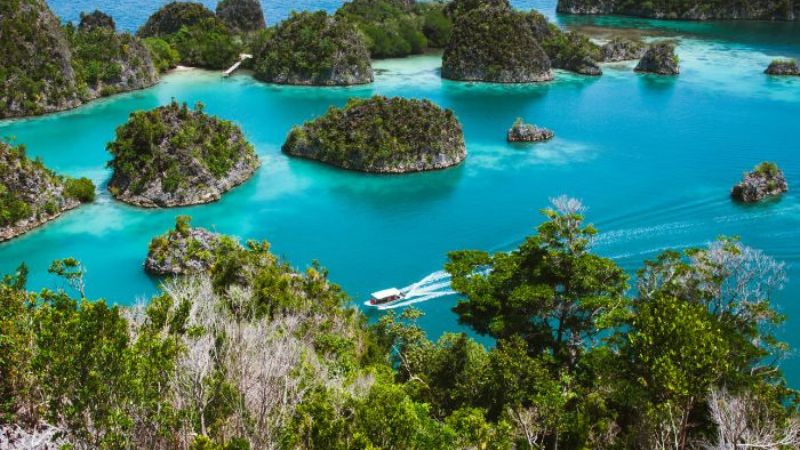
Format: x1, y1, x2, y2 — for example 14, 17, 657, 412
602, 38, 646, 62
107, 101, 260, 208
137, 2, 217, 38
731, 162, 788, 203
556, 0, 799, 21
507, 118, 554, 143
765, 59, 800, 76
635, 42, 680, 75
0, 141, 95, 242
79, 10, 116, 31
282, 96, 466, 173
216, 0, 267, 33
442, 6, 552, 83
145, 216, 240, 275
254, 11, 373, 86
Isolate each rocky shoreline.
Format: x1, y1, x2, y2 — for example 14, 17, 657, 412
556, 0, 799, 21
731, 162, 789, 203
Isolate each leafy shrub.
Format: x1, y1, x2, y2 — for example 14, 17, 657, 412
144, 37, 181, 72
64, 177, 96, 202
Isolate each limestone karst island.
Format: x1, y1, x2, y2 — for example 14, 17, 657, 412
1, 0, 799, 449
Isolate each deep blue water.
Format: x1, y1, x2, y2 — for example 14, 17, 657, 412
2, 1, 799, 381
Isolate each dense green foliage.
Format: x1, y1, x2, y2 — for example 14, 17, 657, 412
0, 141, 95, 229
65, 23, 158, 97
137, 2, 241, 70
107, 100, 257, 198
283, 96, 465, 173
253, 11, 373, 85
1, 198, 798, 448
144, 37, 182, 73
336, 0, 430, 58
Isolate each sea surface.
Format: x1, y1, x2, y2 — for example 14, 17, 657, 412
3, 1, 800, 380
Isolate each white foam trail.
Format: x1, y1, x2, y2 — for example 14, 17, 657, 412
365, 270, 457, 310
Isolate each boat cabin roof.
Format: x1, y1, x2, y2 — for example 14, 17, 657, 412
371, 288, 402, 300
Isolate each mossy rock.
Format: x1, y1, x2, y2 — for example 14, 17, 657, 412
107, 100, 260, 208
0, 140, 95, 242
601, 37, 646, 62
731, 162, 789, 203
79, 10, 116, 31
442, 6, 552, 83
635, 42, 680, 75
765, 59, 800, 76
282, 96, 466, 173
254, 11, 374, 86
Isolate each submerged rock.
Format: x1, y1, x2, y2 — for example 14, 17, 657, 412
216, 0, 267, 33
507, 119, 554, 143
635, 42, 680, 75
731, 162, 788, 203
283, 96, 466, 173
601, 38, 646, 62
0, 141, 95, 242
765, 59, 800, 76
145, 216, 241, 275
442, 6, 552, 83
254, 11, 373, 86
107, 101, 260, 208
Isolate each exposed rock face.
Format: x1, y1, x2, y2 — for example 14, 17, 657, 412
254, 11, 374, 86
283, 96, 466, 173
145, 216, 240, 275
731, 162, 789, 203
556, 0, 799, 20
635, 42, 680, 75
765, 59, 800, 75
602, 38, 646, 62
507, 119, 554, 143
442, 7, 552, 83
0, 141, 95, 242
216, 0, 267, 33
79, 10, 116, 31
137, 2, 217, 38
0, 0, 81, 118
107, 101, 260, 208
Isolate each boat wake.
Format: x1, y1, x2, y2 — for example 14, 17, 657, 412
364, 270, 457, 311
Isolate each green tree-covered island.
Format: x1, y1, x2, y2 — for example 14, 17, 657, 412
0, 141, 95, 241
107, 100, 260, 208
557, 0, 800, 20
282, 96, 467, 173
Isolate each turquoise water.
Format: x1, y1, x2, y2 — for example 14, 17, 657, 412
3, 2, 800, 380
